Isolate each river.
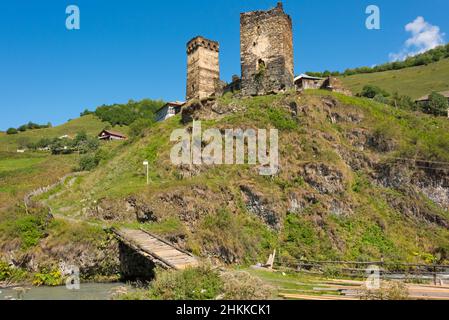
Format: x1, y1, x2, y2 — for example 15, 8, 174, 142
0, 282, 128, 300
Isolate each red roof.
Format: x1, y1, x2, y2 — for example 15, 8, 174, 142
98, 130, 127, 138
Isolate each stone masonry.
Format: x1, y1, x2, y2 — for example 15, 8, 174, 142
186, 36, 220, 100
240, 2, 294, 96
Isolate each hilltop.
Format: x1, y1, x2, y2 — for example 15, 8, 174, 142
2, 90, 449, 284
340, 58, 449, 99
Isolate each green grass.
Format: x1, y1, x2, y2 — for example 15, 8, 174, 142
340, 58, 449, 99
0, 115, 122, 152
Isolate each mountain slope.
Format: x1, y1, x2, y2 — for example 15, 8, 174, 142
340, 58, 449, 99
0, 115, 121, 152
31, 91, 449, 267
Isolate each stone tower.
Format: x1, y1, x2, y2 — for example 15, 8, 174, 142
240, 2, 294, 96
186, 36, 220, 101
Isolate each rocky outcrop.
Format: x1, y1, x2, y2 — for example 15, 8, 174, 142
126, 196, 157, 223
299, 163, 345, 195
240, 185, 281, 230
181, 98, 244, 124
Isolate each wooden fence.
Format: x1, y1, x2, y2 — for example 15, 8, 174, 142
275, 258, 449, 284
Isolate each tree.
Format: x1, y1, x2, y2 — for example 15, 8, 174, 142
360, 85, 390, 99
422, 92, 449, 116
80, 109, 93, 117
129, 118, 155, 138
6, 128, 18, 135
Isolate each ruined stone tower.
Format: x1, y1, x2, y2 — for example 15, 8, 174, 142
186, 36, 220, 101
240, 2, 294, 96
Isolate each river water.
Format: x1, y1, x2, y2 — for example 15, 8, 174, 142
0, 282, 128, 300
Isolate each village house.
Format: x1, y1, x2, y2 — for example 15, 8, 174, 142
98, 130, 127, 141
294, 74, 326, 90
155, 101, 185, 122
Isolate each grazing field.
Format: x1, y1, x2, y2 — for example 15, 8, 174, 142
0, 115, 125, 152
340, 58, 449, 99
0, 152, 78, 212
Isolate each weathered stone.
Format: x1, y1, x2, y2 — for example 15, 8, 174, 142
240, 3, 294, 96
186, 36, 220, 100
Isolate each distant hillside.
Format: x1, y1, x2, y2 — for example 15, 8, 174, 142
340, 58, 449, 99
0, 115, 125, 152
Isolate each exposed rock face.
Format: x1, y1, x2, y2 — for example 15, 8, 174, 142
181, 98, 244, 124
240, 185, 281, 230
375, 163, 449, 227
126, 196, 157, 223
300, 164, 345, 195
240, 3, 294, 96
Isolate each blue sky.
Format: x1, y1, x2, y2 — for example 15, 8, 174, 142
0, 0, 447, 130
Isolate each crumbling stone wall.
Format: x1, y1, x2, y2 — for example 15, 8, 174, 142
186, 36, 220, 100
240, 3, 294, 96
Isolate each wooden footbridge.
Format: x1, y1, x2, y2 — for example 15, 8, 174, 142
112, 228, 199, 270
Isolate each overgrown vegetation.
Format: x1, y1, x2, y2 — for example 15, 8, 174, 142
118, 266, 273, 300
94, 99, 164, 126
358, 85, 448, 116
6, 121, 52, 135
307, 44, 449, 77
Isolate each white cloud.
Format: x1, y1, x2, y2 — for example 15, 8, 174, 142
389, 17, 445, 61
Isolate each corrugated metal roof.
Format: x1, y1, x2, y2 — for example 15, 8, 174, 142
294, 74, 325, 81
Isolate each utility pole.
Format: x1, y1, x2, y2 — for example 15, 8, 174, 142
143, 160, 149, 185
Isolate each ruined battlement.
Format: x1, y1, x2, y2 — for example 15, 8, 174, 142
186, 36, 220, 101
186, 36, 220, 54
240, 2, 289, 23
240, 2, 294, 96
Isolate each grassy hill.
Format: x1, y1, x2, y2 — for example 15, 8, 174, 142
340, 58, 449, 99
0, 114, 128, 152
1, 91, 449, 285
0, 114, 128, 210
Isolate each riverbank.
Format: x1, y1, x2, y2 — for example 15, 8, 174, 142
0, 282, 129, 300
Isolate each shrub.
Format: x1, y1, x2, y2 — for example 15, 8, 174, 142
147, 266, 223, 300
78, 152, 101, 171
94, 99, 164, 126
373, 94, 389, 104
0, 261, 28, 282
221, 271, 273, 300
360, 281, 410, 300
6, 128, 18, 135
360, 85, 390, 99
80, 109, 94, 117
129, 118, 155, 139
32, 268, 63, 286
421, 92, 449, 116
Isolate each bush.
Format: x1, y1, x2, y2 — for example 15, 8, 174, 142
308, 45, 449, 77
78, 152, 102, 171
373, 94, 389, 104
94, 99, 164, 126
6, 128, 18, 135
129, 118, 155, 138
0, 261, 28, 282
80, 109, 94, 117
360, 85, 390, 99
221, 271, 273, 300
360, 281, 410, 300
421, 92, 449, 116
32, 268, 63, 286
147, 266, 223, 300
